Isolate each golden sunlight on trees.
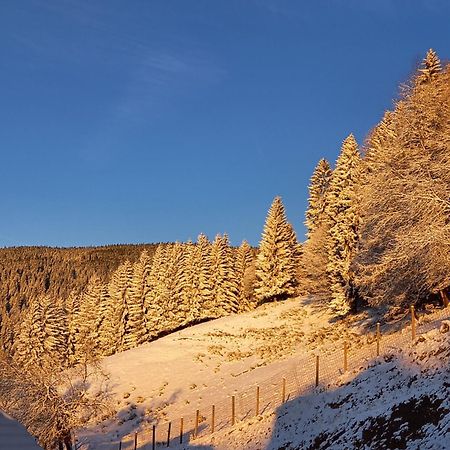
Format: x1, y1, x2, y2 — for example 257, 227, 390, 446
354, 50, 450, 307
255, 197, 299, 304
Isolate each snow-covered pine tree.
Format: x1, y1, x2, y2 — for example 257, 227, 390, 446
100, 261, 133, 354
144, 244, 167, 338
14, 296, 68, 368
255, 197, 299, 304
115, 260, 136, 351
236, 240, 255, 311
300, 160, 335, 299
126, 251, 151, 349
305, 159, 332, 239
182, 241, 202, 324
40, 295, 68, 366
163, 243, 189, 330
197, 233, 215, 318
76, 276, 103, 356
417, 48, 442, 84
210, 234, 240, 316
65, 289, 81, 364
96, 282, 111, 354
13, 299, 46, 368
326, 134, 361, 315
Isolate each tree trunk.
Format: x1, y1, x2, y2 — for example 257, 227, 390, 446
440, 289, 449, 308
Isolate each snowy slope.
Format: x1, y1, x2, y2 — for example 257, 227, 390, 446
188, 326, 450, 449
76, 298, 449, 449
0, 411, 42, 450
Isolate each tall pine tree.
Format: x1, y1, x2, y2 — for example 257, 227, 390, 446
326, 134, 361, 315
255, 197, 299, 304
305, 159, 332, 239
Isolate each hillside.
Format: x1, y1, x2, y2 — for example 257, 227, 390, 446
0, 244, 162, 352
193, 324, 450, 449
75, 297, 450, 449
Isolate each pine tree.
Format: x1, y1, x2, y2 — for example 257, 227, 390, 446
65, 289, 81, 364
236, 240, 255, 311
305, 159, 332, 239
197, 234, 215, 318
14, 296, 68, 368
96, 282, 111, 354
163, 243, 189, 329
127, 251, 151, 348
77, 276, 103, 355
210, 234, 240, 316
326, 134, 361, 315
182, 241, 203, 324
300, 160, 332, 298
255, 197, 299, 304
101, 261, 134, 354
40, 295, 68, 366
144, 245, 167, 338
13, 299, 45, 368
417, 49, 441, 84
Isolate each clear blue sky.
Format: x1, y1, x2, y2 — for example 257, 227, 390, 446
1, 0, 449, 247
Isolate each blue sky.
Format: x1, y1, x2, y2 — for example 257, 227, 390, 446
1, 0, 449, 247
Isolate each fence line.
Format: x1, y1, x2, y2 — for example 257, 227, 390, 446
88, 305, 450, 450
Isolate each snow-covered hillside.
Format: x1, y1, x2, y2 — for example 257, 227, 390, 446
189, 326, 450, 449
76, 298, 450, 449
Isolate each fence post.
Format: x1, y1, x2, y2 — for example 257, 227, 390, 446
211, 405, 215, 433
343, 341, 348, 373
179, 417, 183, 444
167, 422, 171, 447
134, 431, 138, 450
231, 395, 236, 426
282, 377, 286, 403
440, 290, 449, 308
376, 322, 381, 356
256, 386, 260, 416
118, 440, 122, 450
194, 409, 200, 438
315, 355, 319, 387
152, 425, 156, 450
411, 305, 416, 341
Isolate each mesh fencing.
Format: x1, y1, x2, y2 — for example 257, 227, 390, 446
88, 306, 450, 450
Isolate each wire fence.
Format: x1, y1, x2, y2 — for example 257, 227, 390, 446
83, 305, 450, 450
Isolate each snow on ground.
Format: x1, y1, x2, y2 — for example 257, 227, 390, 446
76, 297, 449, 449
0, 411, 42, 450
187, 326, 450, 450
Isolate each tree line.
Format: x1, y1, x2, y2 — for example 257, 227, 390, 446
1, 50, 449, 369
6, 198, 301, 368
301, 49, 450, 314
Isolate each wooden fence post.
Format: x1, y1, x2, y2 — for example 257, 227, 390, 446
315, 355, 319, 387
256, 386, 260, 416
411, 305, 416, 341
343, 341, 348, 372
179, 417, 183, 444
211, 405, 215, 433
376, 322, 381, 356
134, 431, 138, 450
440, 290, 449, 308
118, 440, 122, 450
194, 409, 200, 438
231, 395, 236, 426
167, 422, 171, 447
282, 377, 286, 403
152, 425, 156, 450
